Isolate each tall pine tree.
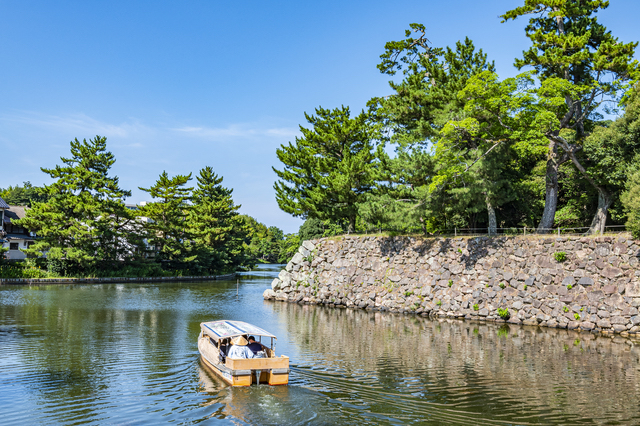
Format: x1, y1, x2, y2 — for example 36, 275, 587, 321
501, 0, 640, 233
187, 166, 250, 273
17, 136, 141, 274
274, 106, 378, 232
138, 171, 193, 269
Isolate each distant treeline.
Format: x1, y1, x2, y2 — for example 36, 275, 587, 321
273, 3, 640, 239
0, 136, 294, 278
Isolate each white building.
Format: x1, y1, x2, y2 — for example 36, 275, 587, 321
0, 197, 35, 261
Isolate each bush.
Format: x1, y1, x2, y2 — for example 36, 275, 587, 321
497, 308, 510, 319
554, 251, 567, 262
0, 264, 50, 279
622, 169, 640, 239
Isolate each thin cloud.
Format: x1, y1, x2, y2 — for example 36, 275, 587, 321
172, 124, 299, 140
0, 111, 150, 139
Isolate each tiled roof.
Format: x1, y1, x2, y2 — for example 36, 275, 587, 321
0, 197, 9, 209
4, 205, 29, 222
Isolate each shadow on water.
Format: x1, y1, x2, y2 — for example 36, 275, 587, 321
1, 264, 639, 425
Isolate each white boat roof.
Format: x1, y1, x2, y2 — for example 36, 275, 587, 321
200, 320, 277, 341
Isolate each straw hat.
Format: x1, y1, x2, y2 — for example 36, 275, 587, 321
231, 336, 248, 346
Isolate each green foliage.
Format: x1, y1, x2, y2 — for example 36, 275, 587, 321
239, 216, 285, 264
574, 313, 581, 320
497, 308, 510, 319
279, 233, 301, 263
499, 282, 506, 289
554, 251, 567, 262
362, 34, 502, 234
298, 217, 344, 241
567, 284, 573, 290
16, 136, 144, 275
436, 300, 442, 306
274, 106, 379, 232
563, 306, 570, 313
524, 285, 528, 291
298, 218, 325, 241
186, 166, 252, 274
0, 182, 49, 207
404, 291, 413, 297
138, 171, 193, 269
500, 1, 640, 231
448, 279, 453, 287
622, 169, 640, 239
473, 303, 479, 311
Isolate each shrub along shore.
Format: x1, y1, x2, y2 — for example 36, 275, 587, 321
0, 272, 236, 285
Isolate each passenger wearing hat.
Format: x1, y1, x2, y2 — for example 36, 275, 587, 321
227, 335, 255, 359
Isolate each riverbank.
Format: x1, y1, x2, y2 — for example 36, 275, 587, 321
264, 234, 640, 336
0, 272, 236, 285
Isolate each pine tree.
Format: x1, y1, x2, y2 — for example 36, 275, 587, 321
16, 136, 140, 274
373, 28, 495, 146
363, 29, 497, 233
187, 166, 250, 273
274, 106, 378, 232
138, 171, 193, 270
501, 0, 640, 233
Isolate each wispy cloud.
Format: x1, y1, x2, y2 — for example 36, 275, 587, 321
0, 111, 151, 139
172, 124, 299, 140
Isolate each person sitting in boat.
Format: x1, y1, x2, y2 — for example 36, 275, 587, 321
219, 338, 230, 358
227, 336, 254, 359
247, 336, 263, 354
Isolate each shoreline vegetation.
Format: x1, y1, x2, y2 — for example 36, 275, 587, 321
0, 272, 236, 285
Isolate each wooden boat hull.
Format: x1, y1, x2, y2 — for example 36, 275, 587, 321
198, 336, 289, 386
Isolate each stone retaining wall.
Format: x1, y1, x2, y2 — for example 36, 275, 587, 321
263, 235, 640, 336
0, 272, 236, 285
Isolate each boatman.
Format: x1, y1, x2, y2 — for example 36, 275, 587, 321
227, 336, 255, 359
247, 336, 263, 354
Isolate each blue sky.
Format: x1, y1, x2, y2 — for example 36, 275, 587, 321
1, 0, 639, 233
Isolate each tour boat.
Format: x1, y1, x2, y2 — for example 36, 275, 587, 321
197, 320, 290, 386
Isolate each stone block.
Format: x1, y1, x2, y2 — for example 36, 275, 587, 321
302, 240, 316, 251
580, 322, 595, 330
597, 319, 611, 328
625, 280, 640, 298
603, 284, 617, 294
587, 290, 604, 303
573, 269, 586, 277
602, 266, 623, 279
271, 278, 282, 290
567, 321, 580, 330
610, 316, 627, 325
578, 277, 594, 286
562, 276, 575, 286
291, 252, 304, 265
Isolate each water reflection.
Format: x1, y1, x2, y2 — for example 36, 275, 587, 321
278, 302, 640, 425
1, 264, 639, 425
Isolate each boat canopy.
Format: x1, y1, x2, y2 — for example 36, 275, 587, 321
200, 320, 277, 342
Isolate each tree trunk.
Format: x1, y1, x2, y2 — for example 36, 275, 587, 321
537, 157, 560, 233
537, 139, 566, 234
587, 187, 612, 235
487, 199, 497, 236
348, 216, 356, 234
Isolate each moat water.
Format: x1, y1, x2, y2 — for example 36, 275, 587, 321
1, 264, 639, 425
